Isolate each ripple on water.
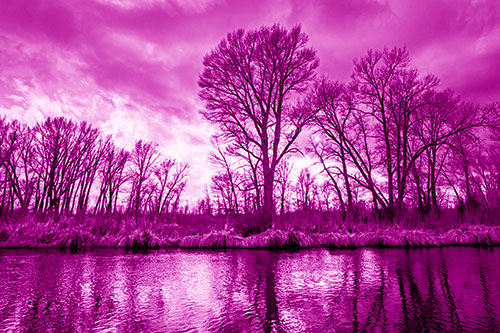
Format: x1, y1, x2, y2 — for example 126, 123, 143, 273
0, 247, 499, 331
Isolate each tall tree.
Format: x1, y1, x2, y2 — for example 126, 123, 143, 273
209, 140, 241, 215
199, 24, 319, 229
275, 157, 293, 215
152, 158, 189, 214
4, 121, 38, 212
296, 167, 317, 211
313, 79, 386, 213
128, 140, 159, 212
351, 47, 417, 212
0, 118, 19, 213
94, 141, 130, 214
349, 47, 482, 214
412, 90, 458, 212
31, 117, 97, 214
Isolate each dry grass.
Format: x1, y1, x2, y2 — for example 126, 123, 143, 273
438, 225, 500, 246
0, 214, 181, 249
179, 231, 244, 249
403, 230, 440, 247
0, 212, 500, 249
179, 229, 316, 249
322, 233, 355, 248
242, 229, 316, 248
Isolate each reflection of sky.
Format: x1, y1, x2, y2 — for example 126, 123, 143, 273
0, 248, 500, 331
1, 0, 499, 201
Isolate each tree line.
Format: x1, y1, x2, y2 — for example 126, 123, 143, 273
0, 117, 189, 216
199, 24, 500, 228
1, 24, 498, 230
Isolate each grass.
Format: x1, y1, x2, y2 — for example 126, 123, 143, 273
0, 211, 499, 249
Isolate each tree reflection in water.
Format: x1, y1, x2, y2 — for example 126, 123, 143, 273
0, 247, 499, 332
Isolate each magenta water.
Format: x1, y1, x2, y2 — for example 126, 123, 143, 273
1, 2, 500, 331
0, 248, 499, 332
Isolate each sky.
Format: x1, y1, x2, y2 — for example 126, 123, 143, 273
0, 0, 499, 204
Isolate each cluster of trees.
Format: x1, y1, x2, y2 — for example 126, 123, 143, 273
199, 24, 500, 228
0, 117, 189, 216
2, 24, 498, 230
311, 49, 499, 219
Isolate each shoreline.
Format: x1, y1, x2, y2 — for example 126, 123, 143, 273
1, 225, 500, 250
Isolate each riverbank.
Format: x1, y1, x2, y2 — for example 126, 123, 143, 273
1, 214, 499, 249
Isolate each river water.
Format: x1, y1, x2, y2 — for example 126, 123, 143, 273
0, 247, 499, 332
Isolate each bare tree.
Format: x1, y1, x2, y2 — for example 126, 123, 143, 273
0, 115, 193, 218
128, 140, 159, 212
312, 79, 386, 213
94, 141, 130, 214
318, 180, 336, 212
199, 24, 319, 229
352, 47, 413, 212
62, 121, 103, 214
211, 171, 237, 215
411, 90, 458, 212
209, 140, 241, 215
31, 117, 101, 214
275, 157, 293, 215
195, 187, 213, 216
311, 47, 486, 218
0, 118, 19, 213
3, 121, 37, 212
152, 159, 189, 214
443, 111, 483, 211
295, 167, 317, 211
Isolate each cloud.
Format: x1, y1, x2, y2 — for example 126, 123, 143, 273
0, 0, 78, 45
0, 0, 499, 200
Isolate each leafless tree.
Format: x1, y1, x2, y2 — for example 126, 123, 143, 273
312, 79, 385, 213
295, 167, 317, 211
311, 47, 487, 219
152, 158, 189, 214
199, 24, 319, 229
31, 118, 101, 214
128, 140, 159, 212
3, 121, 37, 212
209, 140, 241, 215
94, 141, 130, 214
275, 157, 293, 215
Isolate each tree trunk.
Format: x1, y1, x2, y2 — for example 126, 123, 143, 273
262, 165, 274, 230
339, 143, 352, 214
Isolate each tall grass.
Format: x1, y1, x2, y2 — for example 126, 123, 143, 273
0, 211, 499, 249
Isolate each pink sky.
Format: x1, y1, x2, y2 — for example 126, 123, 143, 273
0, 0, 499, 203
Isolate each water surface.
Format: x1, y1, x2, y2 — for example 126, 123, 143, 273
0, 247, 499, 332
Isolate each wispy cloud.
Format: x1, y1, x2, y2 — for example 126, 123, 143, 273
0, 0, 499, 199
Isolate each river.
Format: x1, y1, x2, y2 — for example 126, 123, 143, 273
0, 247, 499, 332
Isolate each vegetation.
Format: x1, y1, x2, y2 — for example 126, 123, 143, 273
1, 24, 499, 249
199, 25, 319, 229
199, 25, 500, 228
1, 211, 500, 249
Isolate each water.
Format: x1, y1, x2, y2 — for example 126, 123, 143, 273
0, 247, 499, 332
